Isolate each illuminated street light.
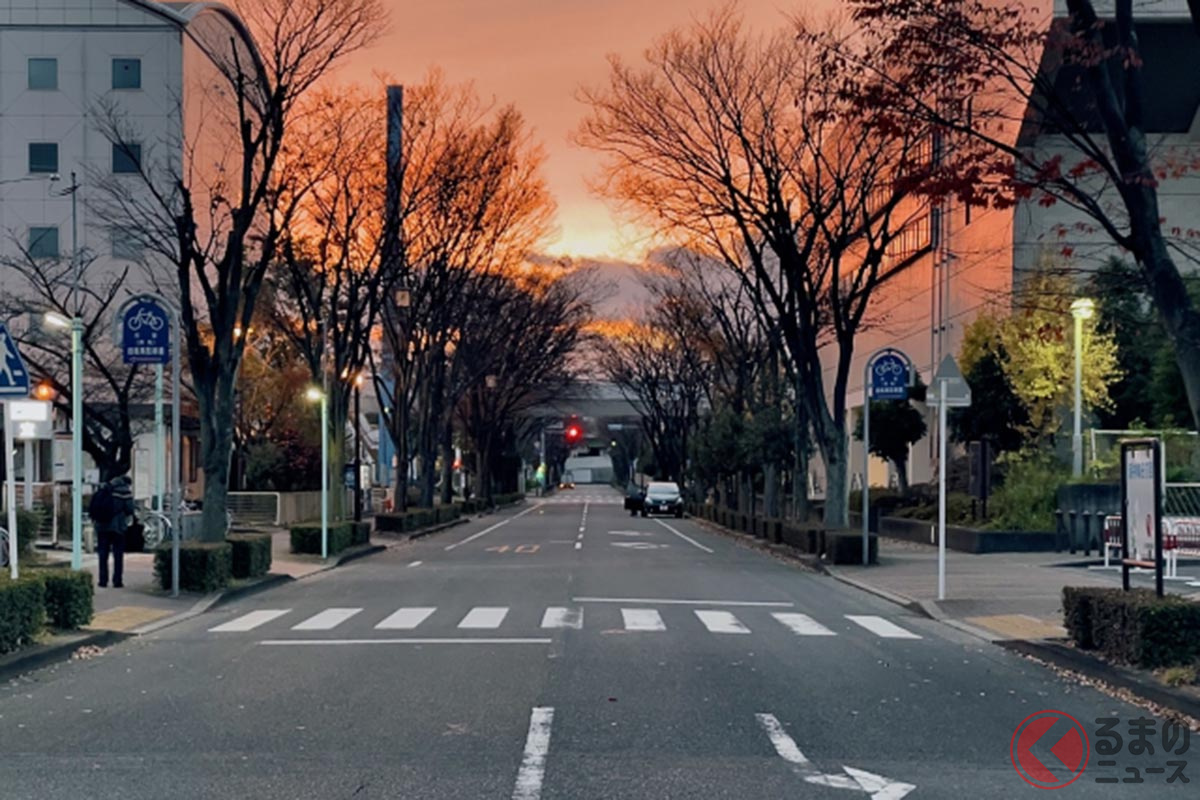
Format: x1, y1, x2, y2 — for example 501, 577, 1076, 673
305, 386, 329, 557
1071, 298, 1096, 477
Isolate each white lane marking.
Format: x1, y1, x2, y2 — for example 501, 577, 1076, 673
375, 607, 436, 630
574, 542, 582, 550
408, 561, 423, 568
574, 597, 793, 607
621, 608, 667, 632
695, 610, 751, 634
756, 713, 812, 767
845, 615, 922, 639
772, 612, 837, 637
512, 706, 554, 800
654, 519, 714, 553
458, 606, 509, 629
445, 504, 541, 551
844, 766, 918, 800
259, 638, 552, 646
541, 607, 583, 629
209, 609, 290, 632
291, 608, 362, 631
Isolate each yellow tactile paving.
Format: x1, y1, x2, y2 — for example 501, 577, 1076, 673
87, 606, 175, 633
964, 614, 1066, 641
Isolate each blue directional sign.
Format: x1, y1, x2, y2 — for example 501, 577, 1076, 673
0, 322, 31, 397
121, 297, 171, 364
870, 351, 910, 401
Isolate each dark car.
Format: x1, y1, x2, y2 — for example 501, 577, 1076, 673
624, 482, 645, 516
640, 481, 684, 518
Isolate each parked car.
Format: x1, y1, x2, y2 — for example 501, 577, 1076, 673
624, 482, 645, 516
640, 481, 684, 518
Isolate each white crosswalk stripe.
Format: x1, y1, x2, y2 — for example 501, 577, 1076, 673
206, 604, 926, 643
772, 612, 837, 637
845, 615, 922, 639
292, 608, 362, 631
209, 609, 291, 632
621, 608, 666, 631
376, 607, 437, 630
694, 610, 750, 634
458, 606, 510, 629
541, 607, 584, 629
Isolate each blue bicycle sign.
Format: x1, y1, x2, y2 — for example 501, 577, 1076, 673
870, 351, 910, 400
120, 298, 171, 364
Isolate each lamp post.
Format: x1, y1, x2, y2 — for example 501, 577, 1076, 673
44, 172, 83, 569
306, 386, 329, 558
353, 373, 363, 523
1070, 298, 1095, 478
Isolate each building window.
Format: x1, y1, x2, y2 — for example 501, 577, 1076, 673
112, 58, 141, 90
28, 227, 59, 259
28, 143, 58, 174
112, 142, 142, 174
28, 58, 57, 90
111, 227, 143, 261
884, 213, 933, 269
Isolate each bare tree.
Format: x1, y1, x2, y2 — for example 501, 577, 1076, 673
375, 73, 554, 510
90, 0, 385, 538
842, 0, 1200, 429
0, 248, 152, 482
579, 9, 933, 526
454, 268, 593, 503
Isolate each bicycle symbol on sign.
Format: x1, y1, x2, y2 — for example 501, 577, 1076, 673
127, 307, 165, 333
874, 358, 904, 379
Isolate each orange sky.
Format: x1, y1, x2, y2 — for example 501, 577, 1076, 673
337, 0, 816, 262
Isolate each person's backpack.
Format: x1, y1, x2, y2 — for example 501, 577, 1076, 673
89, 483, 117, 526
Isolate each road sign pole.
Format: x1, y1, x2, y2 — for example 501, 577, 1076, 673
22, 439, 33, 511
862, 359, 871, 566
170, 315, 181, 598
937, 388, 947, 601
155, 364, 164, 513
5, 404, 18, 579
71, 317, 83, 569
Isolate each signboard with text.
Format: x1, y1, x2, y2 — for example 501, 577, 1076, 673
120, 297, 171, 364
869, 352, 910, 400
1121, 438, 1164, 596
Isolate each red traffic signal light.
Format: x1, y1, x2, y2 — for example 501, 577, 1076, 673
565, 424, 582, 444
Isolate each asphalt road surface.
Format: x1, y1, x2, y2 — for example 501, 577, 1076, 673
0, 487, 1191, 798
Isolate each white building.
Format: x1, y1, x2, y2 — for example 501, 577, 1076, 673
0, 0, 255, 510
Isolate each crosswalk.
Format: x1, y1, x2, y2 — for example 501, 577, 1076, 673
208, 604, 923, 641
539, 492, 623, 504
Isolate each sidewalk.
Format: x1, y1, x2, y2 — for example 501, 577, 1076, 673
828, 537, 1200, 641
37, 528, 354, 634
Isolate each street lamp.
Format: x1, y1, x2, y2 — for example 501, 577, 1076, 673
353, 372, 364, 522
1071, 298, 1096, 478
305, 385, 329, 558
45, 172, 83, 569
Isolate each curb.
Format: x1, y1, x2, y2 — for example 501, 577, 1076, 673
0, 629, 132, 683
820, 565, 935, 619
998, 639, 1200, 722
688, 516, 823, 572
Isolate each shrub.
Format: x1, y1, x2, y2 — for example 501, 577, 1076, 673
825, 532, 878, 565
154, 542, 232, 593
1159, 665, 1197, 687
15, 508, 42, 555
1062, 587, 1200, 668
988, 453, 1067, 531
0, 576, 46, 654
35, 569, 93, 629
290, 522, 355, 555
227, 534, 273, 579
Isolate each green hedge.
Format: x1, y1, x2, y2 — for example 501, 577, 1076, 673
1063, 587, 1200, 668
154, 542, 232, 593
376, 507, 455, 534
0, 576, 46, 654
35, 570, 94, 629
290, 521, 370, 555
228, 534, 273, 579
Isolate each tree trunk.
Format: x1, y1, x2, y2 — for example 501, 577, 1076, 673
764, 463, 779, 518
1139, 223, 1200, 432
439, 422, 454, 506
329, 392, 348, 521
198, 369, 236, 541
816, 425, 849, 529
895, 456, 910, 496
390, 380, 410, 513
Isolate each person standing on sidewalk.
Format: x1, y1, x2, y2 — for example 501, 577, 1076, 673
89, 473, 135, 588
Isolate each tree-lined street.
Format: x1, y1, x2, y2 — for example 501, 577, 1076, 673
0, 491, 1187, 798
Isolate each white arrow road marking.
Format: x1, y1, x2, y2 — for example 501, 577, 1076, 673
512, 706, 554, 800
756, 713, 915, 797
843, 766, 917, 800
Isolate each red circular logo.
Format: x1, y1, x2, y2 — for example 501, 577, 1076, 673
1010, 710, 1090, 789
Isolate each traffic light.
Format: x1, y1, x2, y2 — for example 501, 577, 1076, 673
565, 423, 582, 446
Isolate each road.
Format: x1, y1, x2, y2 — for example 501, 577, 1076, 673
0, 487, 1189, 798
